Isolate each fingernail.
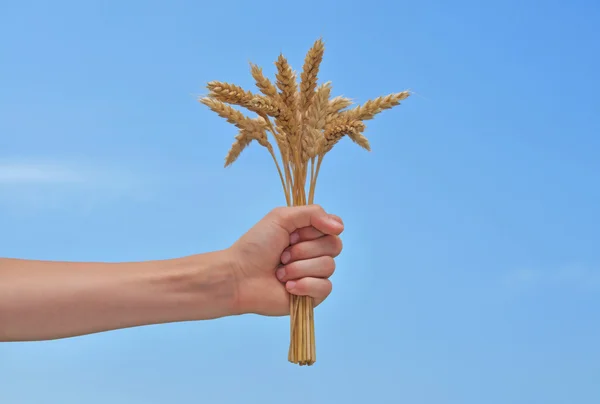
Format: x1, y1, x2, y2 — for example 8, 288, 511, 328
276, 267, 286, 281
327, 217, 342, 227
329, 214, 343, 224
281, 251, 291, 264
290, 232, 300, 244
286, 280, 296, 290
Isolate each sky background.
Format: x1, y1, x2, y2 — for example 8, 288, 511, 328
1, 0, 599, 403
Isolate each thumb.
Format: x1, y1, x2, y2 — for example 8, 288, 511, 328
269, 205, 344, 236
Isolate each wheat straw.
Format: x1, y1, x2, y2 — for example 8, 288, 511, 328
199, 38, 410, 365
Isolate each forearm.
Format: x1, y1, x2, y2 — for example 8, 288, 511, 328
0, 251, 238, 342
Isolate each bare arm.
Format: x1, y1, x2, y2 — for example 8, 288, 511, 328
0, 252, 238, 342
0, 205, 345, 343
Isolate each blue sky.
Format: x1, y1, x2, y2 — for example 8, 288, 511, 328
1, 0, 599, 403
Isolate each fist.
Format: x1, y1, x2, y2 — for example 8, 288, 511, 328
229, 205, 344, 316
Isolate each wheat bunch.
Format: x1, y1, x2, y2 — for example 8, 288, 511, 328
198, 38, 410, 366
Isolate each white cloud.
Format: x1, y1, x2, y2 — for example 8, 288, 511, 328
0, 159, 146, 212
0, 157, 265, 213
503, 264, 600, 292
0, 163, 84, 183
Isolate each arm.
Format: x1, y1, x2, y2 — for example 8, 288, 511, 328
0, 252, 238, 342
0, 205, 344, 343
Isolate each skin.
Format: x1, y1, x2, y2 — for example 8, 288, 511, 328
0, 204, 344, 342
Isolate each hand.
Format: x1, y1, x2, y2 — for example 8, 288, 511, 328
228, 205, 344, 316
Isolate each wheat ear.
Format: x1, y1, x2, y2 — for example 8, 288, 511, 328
300, 38, 325, 113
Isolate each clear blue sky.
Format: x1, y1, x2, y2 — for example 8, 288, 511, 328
1, 0, 599, 403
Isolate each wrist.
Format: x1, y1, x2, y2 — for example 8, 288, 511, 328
162, 249, 241, 321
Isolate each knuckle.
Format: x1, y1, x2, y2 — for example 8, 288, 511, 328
298, 227, 313, 238
309, 204, 325, 214
270, 206, 287, 218
284, 261, 299, 278
290, 243, 305, 260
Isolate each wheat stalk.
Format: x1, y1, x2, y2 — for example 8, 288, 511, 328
198, 38, 410, 366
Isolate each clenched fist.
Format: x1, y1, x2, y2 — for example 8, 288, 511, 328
229, 205, 344, 316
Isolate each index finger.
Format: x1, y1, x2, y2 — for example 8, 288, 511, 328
270, 205, 344, 236
291, 214, 344, 244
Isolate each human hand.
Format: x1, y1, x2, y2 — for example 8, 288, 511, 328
228, 205, 344, 316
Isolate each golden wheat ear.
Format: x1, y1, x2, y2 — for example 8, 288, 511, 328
345, 91, 410, 121
302, 82, 331, 161
320, 118, 366, 154
328, 96, 354, 114
300, 38, 325, 113
347, 129, 371, 151
224, 131, 252, 167
249, 62, 279, 100
206, 81, 254, 107
207, 81, 280, 120
275, 54, 298, 103
274, 54, 300, 143
224, 118, 271, 167
198, 97, 248, 128
248, 96, 281, 118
